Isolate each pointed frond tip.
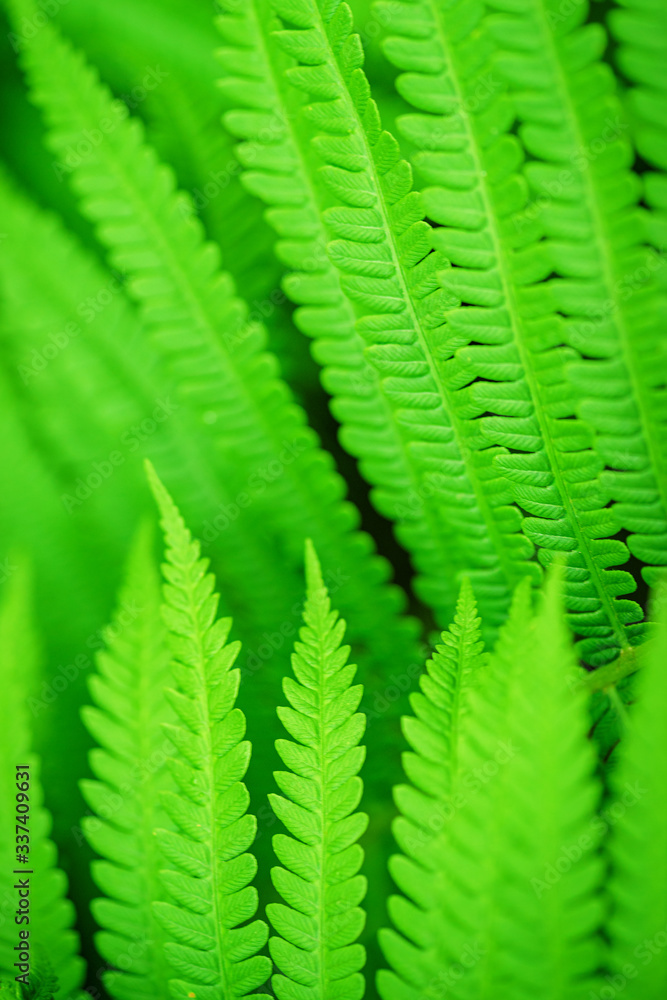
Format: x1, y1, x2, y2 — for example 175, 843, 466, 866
304, 537, 325, 595
145, 466, 271, 999
268, 540, 368, 1000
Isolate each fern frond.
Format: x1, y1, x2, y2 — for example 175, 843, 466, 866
378, 0, 648, 663
396, 576, 485, 836
216, 0, 461, 623
380, 571, 604, 997
146, 461, 271, 1000
0, 564, 86, 999
379, 579, 529, 998
608, 590, 667, 996
80, 522, 173, 1000
267, 540, 367, 1000
57, 0, 291, 327
221, 0, 542, 635
479, 0, 667, 593
375, 577, 485, 999
7, 0, 421, 733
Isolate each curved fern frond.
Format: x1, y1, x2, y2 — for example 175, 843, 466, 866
377, 0, 647, 664
379, 579, 528, 998
80, 523, 173, 1000
146, 461, 271, 1000
608, 591, 667, 997
479, 0, 667, 592
395, 576, 485, 845
0, 564, 86, 999
267, 540, 367, 1000
380, 571, 604, 998
216, 0, 466, 623
7, 0, 421, 718
221, 0, 542, 635
375, 577, 485, 999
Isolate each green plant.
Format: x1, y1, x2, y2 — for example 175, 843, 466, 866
0, 0, 665, 996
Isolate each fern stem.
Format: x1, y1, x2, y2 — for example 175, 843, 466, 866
584, 645, 642, 693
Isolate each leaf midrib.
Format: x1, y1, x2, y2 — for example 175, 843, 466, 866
424, 0, 631, 653
243, 0, 463, 618
529, 0, 667, 531
309, 4, 523, 616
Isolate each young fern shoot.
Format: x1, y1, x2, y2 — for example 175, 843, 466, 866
268, 540, 367, 1000
146, 461, 271, 1000
80, 524, 174, 1000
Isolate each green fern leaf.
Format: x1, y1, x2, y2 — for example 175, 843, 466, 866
267, 540, 367, 1000
608, 591, 667, 997
377, 0, 648, 664
146, 461, 271, 1000
479, 0, 667, 592
55, 0, 287, 314
7, 0, 422, 757
216, 0, 468, 624
80, 522, 174, 1000
393, 578, 485, 864
380, 571, 604, 997
219, 0, 541, 636
0, 564, 86, 999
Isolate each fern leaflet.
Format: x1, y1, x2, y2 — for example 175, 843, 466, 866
268, 540, 367, 1000
146, 462, 271, 999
